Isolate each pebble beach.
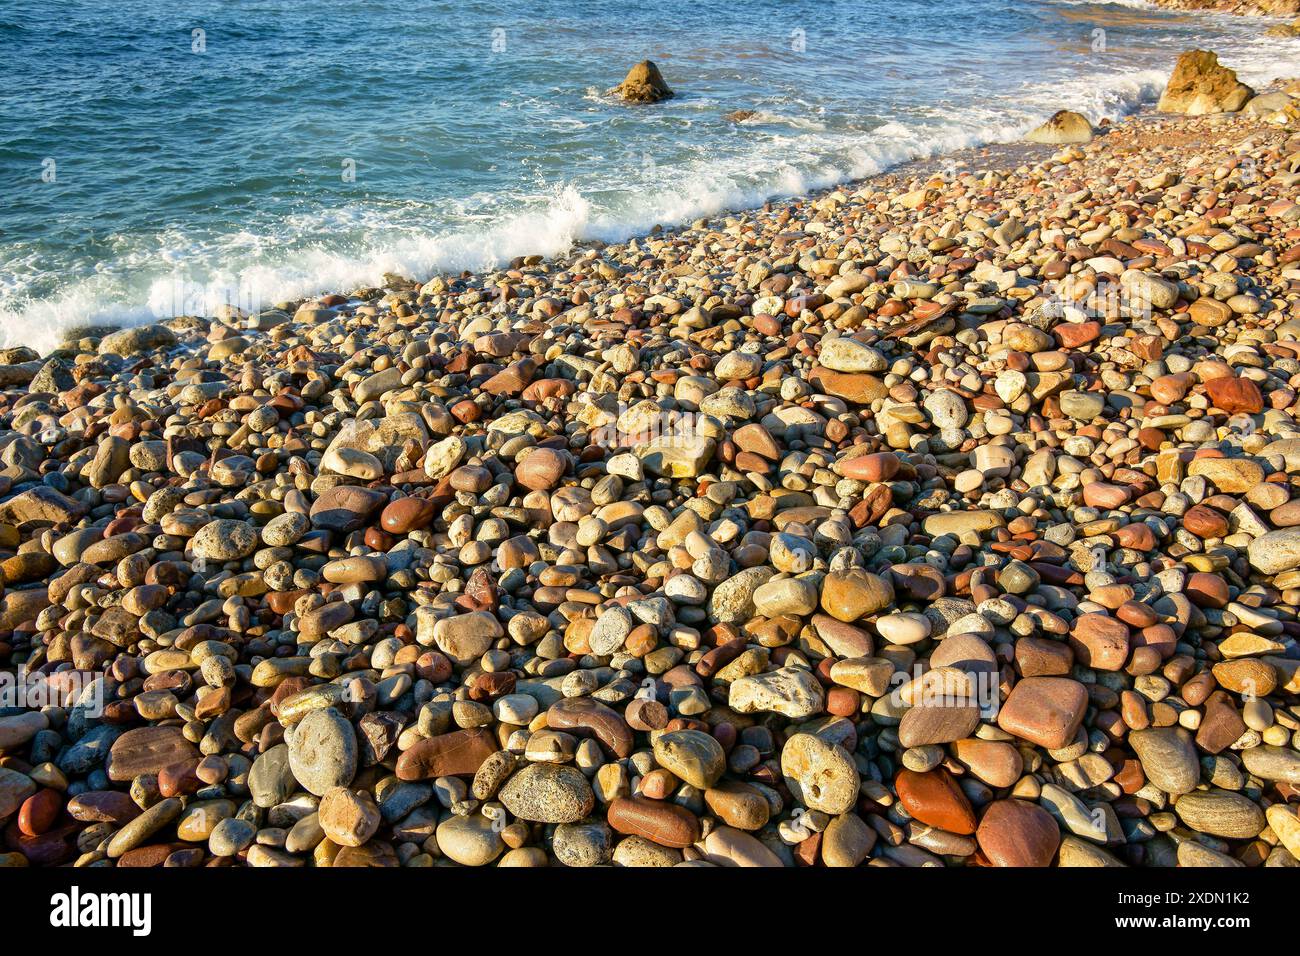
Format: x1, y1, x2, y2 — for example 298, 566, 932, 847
4, 37, 1300, 870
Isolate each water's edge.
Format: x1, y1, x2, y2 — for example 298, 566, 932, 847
3, 0, 1298, 354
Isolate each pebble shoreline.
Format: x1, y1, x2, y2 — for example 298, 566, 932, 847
3, 78, 1300, 868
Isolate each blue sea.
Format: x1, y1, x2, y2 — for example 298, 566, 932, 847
1, 0, 1297, 353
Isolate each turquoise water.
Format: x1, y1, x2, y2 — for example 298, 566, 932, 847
1, 0, 1297, 352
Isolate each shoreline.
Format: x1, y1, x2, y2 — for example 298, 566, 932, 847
1, 47, 1300, 870
1146, 0, 1300, 17
13, 106, 1261, 361
9, 10, 1300, 355
38, 96, 1285, 361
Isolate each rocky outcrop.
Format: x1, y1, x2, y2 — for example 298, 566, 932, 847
1157, 50, 1254, 115
1025, 110, 1094, 145
1147, 0, 1299, 14
609, 60, 674, 104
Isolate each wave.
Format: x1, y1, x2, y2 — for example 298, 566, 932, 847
0, 189, 597, 355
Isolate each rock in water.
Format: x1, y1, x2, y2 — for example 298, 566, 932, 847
610, 60, 674, 103
1157, 50, 1253, 115
1025, 110, 1094, 144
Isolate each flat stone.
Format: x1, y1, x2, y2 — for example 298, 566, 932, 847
97, 324, 177, 357
248, 743, 297, 808
498, 763, 594, 823
611, 835, 683, 867
1248, 528, 1300, 575
809, 367, 889, 404
923, 511, 1006, 538
708, 566, 776, 624
652, 730, 725, 789
284, 813, 325, 853
1203, 376, 1263, 414
1240, 745, 1300, 784
1174, 789, 1266, 839
395, 727, 498, 780
607, 797, 700, 848
425, 610, 503, 665
950, 739, 1023, 789
929, 633, 997, 679
1057, 835, 1126, 867
996, 677, 1088, 750
66, 790, 141, 824
821, 812, 876, 867
729, 666, 825, 718
874, 612, 930, 645
589, 605, 633, 656
318, 787, 380, 847
309, 485, 387, 533
753, 577, 819, 617
636, 435, 716, 478
553, 821, 614, 867
107, 726, 200, 783
1039, 783, 1118, 844
0, 768, 36, 820
106, 797, 182, 858
209, 817, 257, 857
895, 767, 976, 834
546, 698, 634, 759
820, 568, 895, 621
353, 366, 404, 404
1195, 691, 1246, 755
829, 656, 894, 696
703, 781, 770, 830
56, 724, 122, 776
1187, 457, 1264, 493
1059, 390, 1105, 421
819, 337, 887, 373
702, 826, 784, 867
898, 700, 981, 748
0, 486, 87, 525
1265, 804, 1300, 859
780, 732, 860, 814
1129, 727, 1200, 795
431, 816, 501, 868
1176, 842, 1244, 867
288, 707, 358, 796
190, 519, 259, 562
976, 799, 1060, 867
1068, 613, 1130, 671
0, 712, 49, 751
810, 615, 874, 657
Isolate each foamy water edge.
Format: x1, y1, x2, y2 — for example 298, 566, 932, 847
2, 35, 1295, 356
